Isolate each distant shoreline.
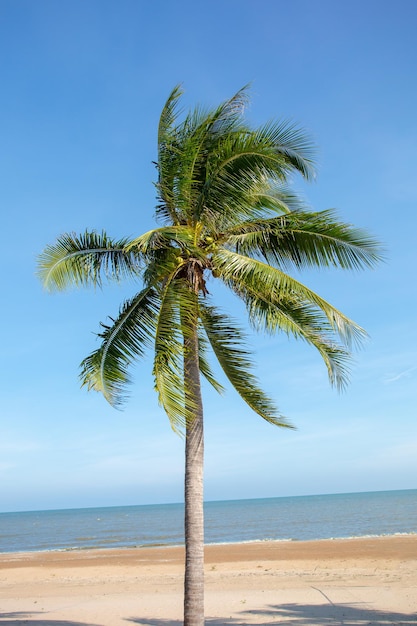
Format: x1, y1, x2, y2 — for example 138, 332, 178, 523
0, 530, 416, 558
0, 531, 414, 560
1, 534, 416, 566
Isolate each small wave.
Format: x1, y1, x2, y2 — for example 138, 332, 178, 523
317, 532, 417, 541
205, 538, 295, 547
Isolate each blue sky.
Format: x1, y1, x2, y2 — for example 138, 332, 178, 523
1, 0, 416, 513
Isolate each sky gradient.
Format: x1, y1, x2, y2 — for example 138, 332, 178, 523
1, 0, 416, 512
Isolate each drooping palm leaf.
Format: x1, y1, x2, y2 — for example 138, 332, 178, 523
213, 248, 366, 348
196, 328, 225, 394
234, 286, 352, 390
80, 287, 159, 406
199, 302, 291, 428
153, 276, 200, 430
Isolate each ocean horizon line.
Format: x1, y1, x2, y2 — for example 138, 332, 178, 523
1, 489, 415, 554
1, 486, 415, 516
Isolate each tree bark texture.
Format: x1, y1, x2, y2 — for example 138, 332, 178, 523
183, 324, 205, 626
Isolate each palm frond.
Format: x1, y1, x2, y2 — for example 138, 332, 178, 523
247, 181, 308, 216
208, 85, 250, 134
156, 86, 252, 226
211, 122, 315, 185
197, 131, 314, 230
225, 209, 382, 271
142, 247, 182, 287
80, 287, 159, 407
198, 329, 225, 394
212, 248, 367, 348
38, 231, 140, 291
199, 302, 291, 428
156, 86, 184, 224
156, 86, 316, 233
158, 84, 184, 149
153, 277, 199, 431
126, 225, 194, 254
238, 287, 352, 390
254, 119, 316, 180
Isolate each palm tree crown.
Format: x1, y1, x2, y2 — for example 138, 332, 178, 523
38, 86, 381, 626
38, 85, 379, 429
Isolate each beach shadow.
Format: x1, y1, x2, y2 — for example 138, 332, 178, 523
127, 601, 417, 625
247, 602, 417, 624
0, 614, 98, 626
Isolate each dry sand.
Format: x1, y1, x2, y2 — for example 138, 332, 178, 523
0, 535, 416, 625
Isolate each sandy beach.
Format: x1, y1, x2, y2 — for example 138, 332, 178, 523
1, 535, 416, 625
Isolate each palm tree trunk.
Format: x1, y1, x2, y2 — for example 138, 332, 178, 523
184, 323, 205, 626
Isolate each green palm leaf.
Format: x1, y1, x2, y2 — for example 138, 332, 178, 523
158, 84, 183, 148
126, 225, 195, 254
80, 287, 159, 406
197, 135, 314, 229
213, 248, 366, 348
156, 86, 250, 226
226, 209, 382, 271
156, 85, 184, 224
247, 181, 308, 216
254, 119, 316, 180
199, 302, 291, 428
38, 231, 140, 291
236, 287, 352, 390
153, 277, 199, 430
197, 329, 225, 394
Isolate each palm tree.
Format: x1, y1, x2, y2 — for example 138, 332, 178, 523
38, 86, 381, 626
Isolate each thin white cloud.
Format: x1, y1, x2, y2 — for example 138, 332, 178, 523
384, 366, 417, 384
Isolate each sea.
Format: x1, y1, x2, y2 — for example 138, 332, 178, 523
0, 489, 415, 554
